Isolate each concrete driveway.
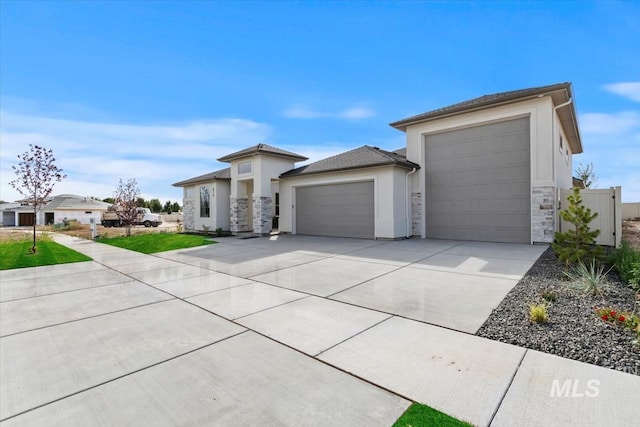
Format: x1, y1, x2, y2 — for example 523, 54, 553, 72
158, 235, 545, 334
2, 234, 638, 426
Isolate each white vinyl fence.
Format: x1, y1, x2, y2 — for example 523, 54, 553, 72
622, 203, 640, 220
559, 187, 621, 247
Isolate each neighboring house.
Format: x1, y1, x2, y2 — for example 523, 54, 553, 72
1, 194, 111, 226
174, 82, 582, 244
572, 177, 586, 189
0, 203, 20, 226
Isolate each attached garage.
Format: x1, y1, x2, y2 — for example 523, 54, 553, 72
2, 211, 16, 226
423, 117, 531, 243
18, 212, 35, 226
295, 181, 374, 239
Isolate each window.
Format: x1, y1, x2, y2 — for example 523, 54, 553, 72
565, 148, 569, 164
274, 192, 280, 216
185, 188, 195, 199
238, 161, 252, 174
200, 186, 210, 217
559, 135, 563, 151
85, 211, 92, 214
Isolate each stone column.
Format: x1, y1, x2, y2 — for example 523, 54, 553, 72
532, 186, 555, 243
230, 197, 250, 233
253, 196, 272, 235
411, 192, 422, 237
183, 200, 196, 231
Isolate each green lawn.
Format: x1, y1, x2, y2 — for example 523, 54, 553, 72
96, 233, 216, 254
393, 403, 474, 427
0, 240, 92, 270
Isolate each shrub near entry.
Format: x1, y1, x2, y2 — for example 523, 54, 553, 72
563, 259, 612, 298
609, 240, 640, 291
552, 187, 603, 266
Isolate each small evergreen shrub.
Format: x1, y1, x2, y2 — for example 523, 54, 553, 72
552, 187, 603, 265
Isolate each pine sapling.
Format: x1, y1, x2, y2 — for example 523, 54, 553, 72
552, 186, 603, 266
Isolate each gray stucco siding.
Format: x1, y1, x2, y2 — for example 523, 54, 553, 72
423, 117, 531, 243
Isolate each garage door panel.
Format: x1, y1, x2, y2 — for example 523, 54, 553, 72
425, 117, 530, 244
296, 181, 374, 239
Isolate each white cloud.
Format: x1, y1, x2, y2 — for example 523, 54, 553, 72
580, 111, 640, 135
577, 109, 640, 202
0, 110, 271, 203
338, 106, 375, 119
282, 105, 325, 119
603, 82, 640, 102
283, 103, 375, 120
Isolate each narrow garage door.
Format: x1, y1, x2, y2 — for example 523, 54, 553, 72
424, 117, 530, 243
296, 181, 374, 239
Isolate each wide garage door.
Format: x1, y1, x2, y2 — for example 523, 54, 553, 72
296, 181, 374, 239
18, 213, 35, 227
424, 117, 530, 243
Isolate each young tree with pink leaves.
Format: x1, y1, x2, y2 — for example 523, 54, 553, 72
9, 144, 66, 253
112, 178, 140, 237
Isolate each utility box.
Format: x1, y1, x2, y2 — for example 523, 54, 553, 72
90, 218, 98, 239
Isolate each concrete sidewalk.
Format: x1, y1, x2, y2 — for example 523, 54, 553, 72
1, 234, 638, 426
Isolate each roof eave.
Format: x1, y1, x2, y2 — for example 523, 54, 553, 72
389, 84, 574, 131
561, 100, 583, 155
172, 177, 230, 187
389, 84, 583, 153
280, 161, 420, 179
217, 151, 308, 163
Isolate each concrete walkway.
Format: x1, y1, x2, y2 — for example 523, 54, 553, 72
1, 234, 638, 426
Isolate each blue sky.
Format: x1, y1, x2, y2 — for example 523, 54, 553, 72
1, 1, 639, 203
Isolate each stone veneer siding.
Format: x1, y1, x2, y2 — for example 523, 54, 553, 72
183, 199, 196, 231
230, 197, 250, 233
532, 186, 555, 243
253, 196, 273, 235
411, 192, 422, 237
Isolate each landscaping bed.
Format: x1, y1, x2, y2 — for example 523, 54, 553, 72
477, 247, 639, 376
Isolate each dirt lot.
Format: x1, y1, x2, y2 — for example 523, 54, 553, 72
0, 222, 180, 242
623, 220, 640, 250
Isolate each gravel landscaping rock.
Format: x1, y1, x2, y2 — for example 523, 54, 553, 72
477, 247, 639, 376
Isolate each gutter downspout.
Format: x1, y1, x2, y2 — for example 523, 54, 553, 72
552, 97, 573, 236
406, 167, 417, 238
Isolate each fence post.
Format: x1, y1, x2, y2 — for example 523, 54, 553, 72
614, 186, 622, 248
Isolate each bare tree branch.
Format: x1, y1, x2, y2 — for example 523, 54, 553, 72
575, 162, 598, 188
